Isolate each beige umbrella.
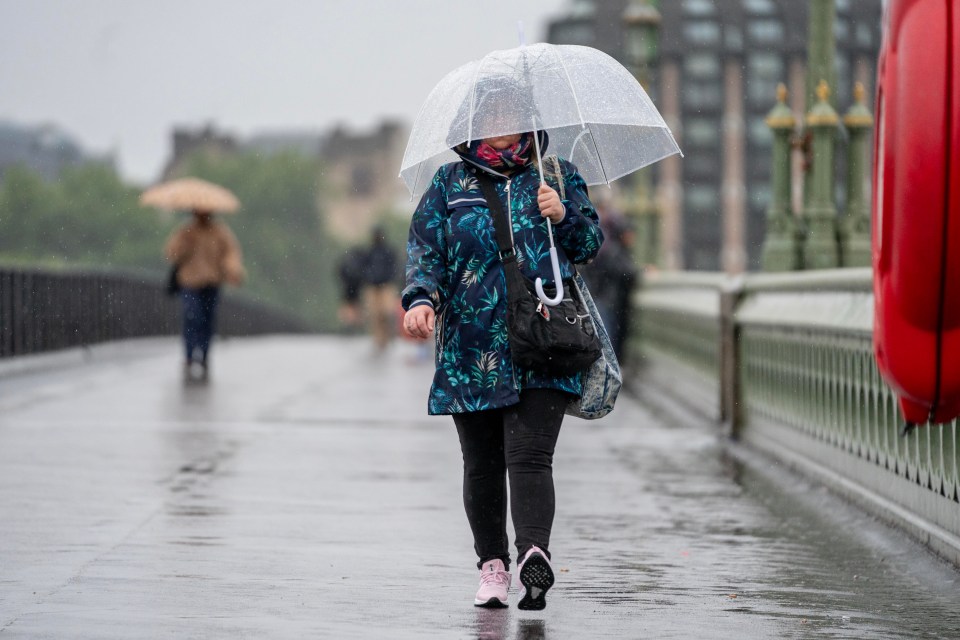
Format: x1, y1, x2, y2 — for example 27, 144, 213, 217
140, 177, 240, 213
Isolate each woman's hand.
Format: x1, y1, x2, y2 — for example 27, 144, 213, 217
537, 184, 565, 224
403, 305, 435, 341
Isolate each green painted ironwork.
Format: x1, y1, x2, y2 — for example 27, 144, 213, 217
736, 275, 959, 504
762, 84, 800, 271
636, 269, 960, 563
806, 0, 838, 112
840, 82, 874, 267
637, 274, 723, 420
622, 0, 662, 269
803, 81, 841, 269
741, 324, 958, 503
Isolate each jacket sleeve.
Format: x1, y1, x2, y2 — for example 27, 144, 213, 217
164, 225, 189, 264
553, 160, 604, 264
219, 224, 246, 285
401, 167, 449, 311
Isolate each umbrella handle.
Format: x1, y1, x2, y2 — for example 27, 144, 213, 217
532, 121, 561, 307
535, 246, 565, 307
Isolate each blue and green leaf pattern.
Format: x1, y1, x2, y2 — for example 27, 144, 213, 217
403, 158, 603, 415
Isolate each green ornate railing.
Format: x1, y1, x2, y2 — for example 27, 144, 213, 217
636, 268, 960, 566
638, 273, 725, 421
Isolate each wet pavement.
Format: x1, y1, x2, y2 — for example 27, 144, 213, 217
1, 335, 959, 639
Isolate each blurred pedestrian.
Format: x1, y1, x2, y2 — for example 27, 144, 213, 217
337, 245, 366, 330
362, 225, 399, 354
581, 209, 639, 362
164, 208, 245, 382
401, 126, 603, 610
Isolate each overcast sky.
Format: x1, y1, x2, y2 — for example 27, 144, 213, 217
0, 0, 568, 184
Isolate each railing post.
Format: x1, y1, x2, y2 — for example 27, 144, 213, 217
802, 80, 841, 269
762, 83, 799, 271
719, 277, 745, 438
0, 270, 9, 357
840, 82, 874, 267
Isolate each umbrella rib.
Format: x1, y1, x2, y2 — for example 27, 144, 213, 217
554, 48, 586, 129
412, 159, 426, 200
585, 126, 611, 185
524, 47, 551, 72
468, 55, 493, 145
493, 46, 551, 76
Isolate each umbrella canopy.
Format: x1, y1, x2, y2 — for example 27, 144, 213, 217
399, 43, 682, 197
140, 177, 240, 213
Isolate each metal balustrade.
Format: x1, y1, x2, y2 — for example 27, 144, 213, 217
636, 268, 960, 566
637, 272, 725, 422
0, 266, 311, 358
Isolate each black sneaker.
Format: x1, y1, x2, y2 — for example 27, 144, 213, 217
516, 546, 554, 611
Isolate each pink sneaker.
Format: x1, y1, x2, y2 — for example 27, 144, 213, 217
474, 559, 511, 608
516, 546, 554, 610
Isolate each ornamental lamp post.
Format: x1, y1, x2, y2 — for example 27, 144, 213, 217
802, 80, 841, 269
622, 0, 661, 268
840, 82, 874, 267
761, 84, 801, 271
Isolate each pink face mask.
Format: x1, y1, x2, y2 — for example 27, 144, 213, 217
472, 134, 532, 169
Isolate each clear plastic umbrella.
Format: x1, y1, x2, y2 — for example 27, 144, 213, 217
400, 43, 681, 197
399, 42, 682, 304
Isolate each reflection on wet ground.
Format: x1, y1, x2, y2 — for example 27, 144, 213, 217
1, 337, 958, 639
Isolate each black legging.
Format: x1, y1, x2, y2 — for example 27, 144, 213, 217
453, 388, 568, 570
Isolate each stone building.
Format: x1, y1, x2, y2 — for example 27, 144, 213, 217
160, 120, 411, 244
313, 121, 411, 243
547, 0, 882, 271
0, 120, 113, 181
159, 124, 238, 181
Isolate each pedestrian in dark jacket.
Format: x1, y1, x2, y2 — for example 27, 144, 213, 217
582, 212, 639, 362
401, 129, 603, 610
337, 246, 366, 329
363, 225, 399, 353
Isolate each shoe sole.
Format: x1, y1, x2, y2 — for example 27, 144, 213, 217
517, 553, 554, 611
474, 597, 508, 609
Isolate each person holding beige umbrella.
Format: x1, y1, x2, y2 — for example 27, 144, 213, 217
141, 177, 246, 382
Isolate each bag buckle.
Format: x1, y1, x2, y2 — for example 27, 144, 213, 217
537, 301, 550, 321
498, 248, 515, 261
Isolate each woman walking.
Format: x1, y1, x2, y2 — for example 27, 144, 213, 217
402, 130, 602, 610
164, 208, 245, 381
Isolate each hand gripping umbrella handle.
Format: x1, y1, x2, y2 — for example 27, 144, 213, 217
535, 245, 565, 307
531, 116, 563, 307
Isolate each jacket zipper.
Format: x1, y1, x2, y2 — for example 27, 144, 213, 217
505, 179, 515, 246
503, 176, 520, 395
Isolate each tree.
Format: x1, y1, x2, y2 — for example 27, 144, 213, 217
0, 163, 171, 270
174, 150, 339, 329
0, 152, 341, 330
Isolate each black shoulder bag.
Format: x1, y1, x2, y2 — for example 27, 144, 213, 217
166, 264, 181, 297
476, 171, 601, 376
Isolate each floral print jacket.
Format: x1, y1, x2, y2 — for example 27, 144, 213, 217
402, 155, 604, 415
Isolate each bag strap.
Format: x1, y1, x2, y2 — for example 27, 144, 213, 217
476, 170, 539, 310
476, 169, 571, 299
475, 171, 515, 258
543, 154, 565, 200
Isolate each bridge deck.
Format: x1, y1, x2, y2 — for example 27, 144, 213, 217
1, 336, 958, 638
